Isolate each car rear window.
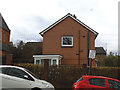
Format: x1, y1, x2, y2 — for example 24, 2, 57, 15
89, 78, 106, 87
76, 77, 83, 82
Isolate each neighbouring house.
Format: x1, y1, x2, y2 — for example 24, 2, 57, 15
33, 13, 98, 66
0, 13, 12, 65
95, 47, 106, 65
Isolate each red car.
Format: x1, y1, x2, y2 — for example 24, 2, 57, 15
73, 75, 120, 90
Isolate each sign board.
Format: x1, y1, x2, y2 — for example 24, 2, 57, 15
89, 50, 96, 59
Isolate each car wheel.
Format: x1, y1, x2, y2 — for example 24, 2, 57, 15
31, 88, 41, 90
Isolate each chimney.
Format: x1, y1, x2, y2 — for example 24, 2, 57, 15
73, 14, 77, 18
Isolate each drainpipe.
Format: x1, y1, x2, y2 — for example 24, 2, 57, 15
88, 31, 90, 66
78, 31, 80, 65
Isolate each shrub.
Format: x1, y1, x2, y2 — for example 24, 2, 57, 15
15, 64, 120, 88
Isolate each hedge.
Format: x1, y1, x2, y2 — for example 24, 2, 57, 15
15, 63, 120, 88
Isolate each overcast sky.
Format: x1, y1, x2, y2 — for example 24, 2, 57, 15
0, 0, 119, 54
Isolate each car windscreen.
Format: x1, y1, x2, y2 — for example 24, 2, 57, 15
76, 77, 83, 82
25, 69, 40, 79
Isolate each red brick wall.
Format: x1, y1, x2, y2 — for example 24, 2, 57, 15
0, 28, 12, 65
0, 51, 7, 57
0, 28, 10, 44
43, 17, 96, 66
6, 54, 13, 65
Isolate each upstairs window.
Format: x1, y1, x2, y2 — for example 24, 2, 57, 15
61, 36, 73, 47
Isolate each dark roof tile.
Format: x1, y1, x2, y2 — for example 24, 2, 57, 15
95, 47, 106, 54
0, 13, 10, 32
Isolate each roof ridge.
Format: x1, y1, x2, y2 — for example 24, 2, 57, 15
39, 13, 71, 36
40, 13, 98, 37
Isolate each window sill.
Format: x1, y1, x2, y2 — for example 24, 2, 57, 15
61, 46, 74, 48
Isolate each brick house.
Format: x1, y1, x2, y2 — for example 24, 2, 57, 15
0, 13, 12, 65
33, 13, 98, 66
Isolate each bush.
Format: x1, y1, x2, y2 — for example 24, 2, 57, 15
15, 64, 120, 88
101, 53, 120, 67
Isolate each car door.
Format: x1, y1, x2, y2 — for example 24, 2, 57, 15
2, 67, 35, 89
0, 67, 10, 88
108, 79, 120, 90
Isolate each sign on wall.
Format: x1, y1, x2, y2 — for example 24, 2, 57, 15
89, 50, 96, 59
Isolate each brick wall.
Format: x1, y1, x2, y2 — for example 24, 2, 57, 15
43, 17, 96, 66
0, 28, 12, 65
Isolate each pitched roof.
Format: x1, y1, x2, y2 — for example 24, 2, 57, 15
95, 47, 106, 55
40, 13, 98, 37
0, 13, 10, 32
25, 42, 43, 47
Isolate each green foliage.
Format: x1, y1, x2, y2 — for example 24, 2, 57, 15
92, 67, 119, 80
9, 41, 42, 63
15, 64, 120, 88
102, 52, 120, 67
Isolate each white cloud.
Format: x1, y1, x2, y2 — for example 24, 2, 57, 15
0, 0, 119, 53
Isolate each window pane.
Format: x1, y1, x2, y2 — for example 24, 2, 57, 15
62, 36, 73, 46
36, 60, 40, 64
49, 59, 51, 65
7, 68, 34, 81
89, 78, 106, 87
41, 59, 44, 64
63, 37, 72, 45
0, 67, 7, 74
53, 60, 56, 65
7, 68, 22, 77
108, 79, 120, 89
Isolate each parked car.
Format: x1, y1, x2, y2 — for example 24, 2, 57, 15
73, 75, 120, 90
0, 65, 54, 90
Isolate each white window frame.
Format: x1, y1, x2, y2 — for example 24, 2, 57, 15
51, 58, 59, 66
61, 36, 73, 47
36, 60, 41, 64
33, 55, 63, 65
